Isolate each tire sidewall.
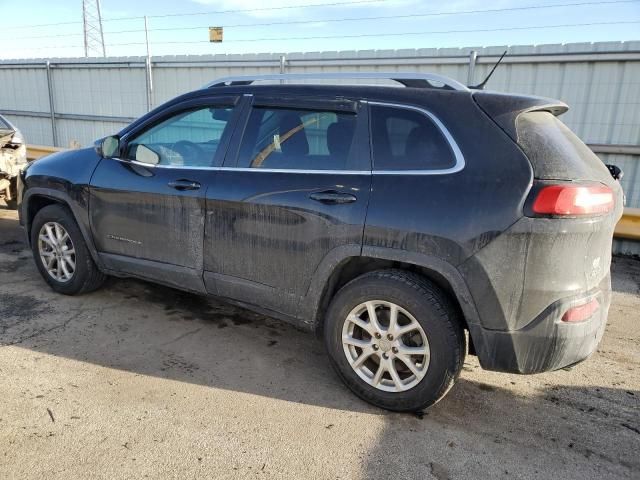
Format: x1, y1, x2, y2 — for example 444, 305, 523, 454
324, 274, 462, 411
31, 204, 93, 295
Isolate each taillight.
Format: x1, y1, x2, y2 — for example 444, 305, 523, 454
562, 298, 599, 323
532, 184, 614, 216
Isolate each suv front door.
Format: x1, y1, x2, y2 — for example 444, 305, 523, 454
204, 95, 371, 317
90, 95, 242, 292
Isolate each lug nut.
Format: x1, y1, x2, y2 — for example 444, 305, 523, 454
372, 344, 379, 351
387, 334, 394, 341
374, 332, 382, 339
392, 347, 398, 354
382, 353, 389, 359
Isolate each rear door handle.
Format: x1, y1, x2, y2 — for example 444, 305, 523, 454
309, 190, 357, 204
168, 179, 201, 191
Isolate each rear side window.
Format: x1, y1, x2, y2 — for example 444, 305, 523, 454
516, 111, 610, 181
370, 105, 456, 171
237, 107, 357, 170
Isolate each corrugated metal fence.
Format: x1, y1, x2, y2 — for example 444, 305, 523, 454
1, 41, 639, 253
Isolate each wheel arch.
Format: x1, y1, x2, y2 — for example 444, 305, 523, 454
22, 188, 103, 269
304, 246, 481, 344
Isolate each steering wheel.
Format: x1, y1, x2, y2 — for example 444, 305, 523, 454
171, 140, 205, 165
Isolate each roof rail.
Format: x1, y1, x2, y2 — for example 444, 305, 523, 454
204, 72, 469, 91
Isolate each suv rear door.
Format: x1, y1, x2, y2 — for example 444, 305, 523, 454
204, 94, 371, 318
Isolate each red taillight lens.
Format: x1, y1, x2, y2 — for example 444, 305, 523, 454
562, 298, 599, 323
532, 184, 614, 216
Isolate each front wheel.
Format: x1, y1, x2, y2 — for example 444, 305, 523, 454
324, 270, 465, 412
31, 203, 106, 295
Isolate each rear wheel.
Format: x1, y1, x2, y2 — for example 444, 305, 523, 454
324, 270, 465, 412
31, 204, 106, 295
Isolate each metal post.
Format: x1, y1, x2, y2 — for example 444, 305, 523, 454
467, 50, 477, 86
279, 54, 286, 84
45, 61, 58, 147
144, 16, 153, 112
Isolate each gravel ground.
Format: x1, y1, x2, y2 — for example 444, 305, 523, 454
0, 205, 638, 479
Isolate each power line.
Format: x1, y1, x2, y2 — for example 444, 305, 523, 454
110, 0, 640, 33
106, 0, 388, 21
8, 17, 640, 54
1, 0, 388, 31
220, 19, 640, 42
5, 0, 638, 42
102, 19, 640, 46
8, 44, 85, 50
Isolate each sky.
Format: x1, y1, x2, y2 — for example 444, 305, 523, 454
0, 0, 639, 59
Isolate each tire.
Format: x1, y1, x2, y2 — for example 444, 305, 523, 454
324, 269, 465, 412
30, 203, 106, 295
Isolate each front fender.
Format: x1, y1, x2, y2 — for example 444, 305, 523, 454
20, 147, 103, 268
21, 187, 103, 269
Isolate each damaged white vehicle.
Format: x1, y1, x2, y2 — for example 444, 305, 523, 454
0, 114, 27, 208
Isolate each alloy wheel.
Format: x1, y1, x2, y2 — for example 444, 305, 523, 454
38, 222, 76, 283
342, 300, 430, 392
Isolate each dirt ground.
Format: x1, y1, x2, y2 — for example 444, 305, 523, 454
0, 205, 638, 479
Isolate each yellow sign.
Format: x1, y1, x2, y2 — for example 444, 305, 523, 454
209, 27, 223, 43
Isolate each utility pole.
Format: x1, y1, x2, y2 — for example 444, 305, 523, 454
144, 16, 153, 112
82, 0, 106, 57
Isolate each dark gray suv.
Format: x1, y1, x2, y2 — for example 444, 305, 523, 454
18, 73, 623, 411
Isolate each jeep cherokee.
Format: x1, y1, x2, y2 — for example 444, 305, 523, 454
18, 73, 624, 411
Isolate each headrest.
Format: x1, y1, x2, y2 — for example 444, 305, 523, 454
405, 124, 452, 168
327, 118, 355, 159
278, 112, 309, 156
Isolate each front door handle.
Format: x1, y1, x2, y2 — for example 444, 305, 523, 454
309, 190, 357, 205
168, 179, 201, 191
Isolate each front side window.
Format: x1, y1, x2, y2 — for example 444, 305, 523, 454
126, 106, 234, 167
370, 105, 456, 171
237, 107, 357, 170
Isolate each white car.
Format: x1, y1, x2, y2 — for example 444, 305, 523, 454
0, 114, 27, 208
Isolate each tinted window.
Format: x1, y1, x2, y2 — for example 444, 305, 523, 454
237, 107, 357, 170
370, 105, 456, 170
126, 106, 234, 167
516, 111, 609, 181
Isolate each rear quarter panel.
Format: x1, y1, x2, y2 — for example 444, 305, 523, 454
363, 90, 534, 268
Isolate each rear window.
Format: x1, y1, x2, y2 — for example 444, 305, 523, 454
370, 105, 456, 171
516, 111, 610, 181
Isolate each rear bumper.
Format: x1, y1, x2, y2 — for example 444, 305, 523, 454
468, 275, 611, 374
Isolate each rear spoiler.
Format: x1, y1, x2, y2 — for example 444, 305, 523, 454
472, 91, 568, 142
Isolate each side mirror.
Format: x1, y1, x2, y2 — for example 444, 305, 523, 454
96, 135, 120, 158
